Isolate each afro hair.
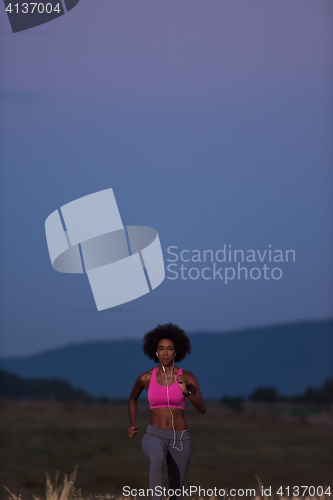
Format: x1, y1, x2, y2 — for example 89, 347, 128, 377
143, 323, 191, 363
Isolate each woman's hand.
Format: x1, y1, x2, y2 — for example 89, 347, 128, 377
175, 374, 189, 395
127, 425, 138, 438
178, 370, 206, 414
128, 372, 150, 438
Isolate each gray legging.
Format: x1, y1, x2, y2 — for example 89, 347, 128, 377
142, 424, 191, 500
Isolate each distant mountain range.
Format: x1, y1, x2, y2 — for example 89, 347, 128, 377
0, 319, 332, 399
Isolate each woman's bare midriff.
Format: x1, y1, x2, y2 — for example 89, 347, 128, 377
149, 407, 188, 431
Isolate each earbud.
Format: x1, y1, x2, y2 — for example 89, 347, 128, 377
156, 352, 158, 357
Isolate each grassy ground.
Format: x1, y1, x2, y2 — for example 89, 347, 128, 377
1, 400, 332, 500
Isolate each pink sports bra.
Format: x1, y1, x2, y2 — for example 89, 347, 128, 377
148, 367, 187, 410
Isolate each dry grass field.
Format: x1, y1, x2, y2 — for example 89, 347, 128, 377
1, 400, 332, 500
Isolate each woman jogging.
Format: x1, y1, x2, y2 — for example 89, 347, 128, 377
127, 323, 206, 500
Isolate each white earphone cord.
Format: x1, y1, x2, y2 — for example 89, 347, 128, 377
162, 363, 186, 452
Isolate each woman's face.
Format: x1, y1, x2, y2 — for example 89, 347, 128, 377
156, 338, 176, 364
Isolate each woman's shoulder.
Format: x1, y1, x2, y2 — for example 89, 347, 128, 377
138, 368, 155, 384
181, 369, 197, 381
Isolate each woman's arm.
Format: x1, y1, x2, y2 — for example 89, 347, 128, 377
175, 371, 206, 414
127, 373, 149, 437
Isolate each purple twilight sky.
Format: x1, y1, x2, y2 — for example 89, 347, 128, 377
0, 0, 332, 357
